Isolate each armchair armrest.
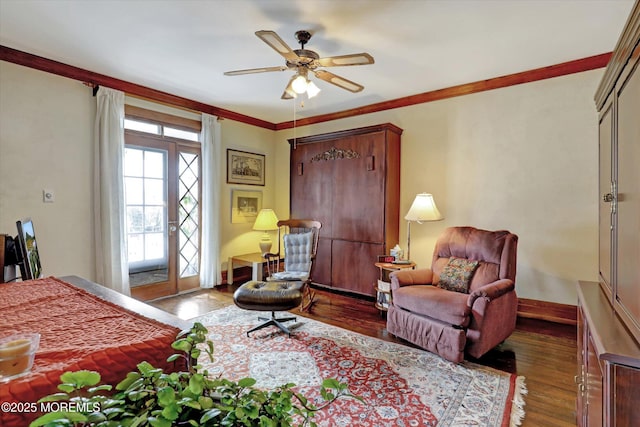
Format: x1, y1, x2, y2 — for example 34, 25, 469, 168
466, 279, 515, 308
389, 268, 433, 290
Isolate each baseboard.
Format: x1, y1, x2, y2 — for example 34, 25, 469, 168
218, 272, 578, 326
517, 298, 577, 325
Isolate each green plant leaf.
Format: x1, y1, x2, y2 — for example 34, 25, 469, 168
136, 361, 157, 375
161, 403, 180, 421
188, 373, 204, 395
156, 386, 176, 407
116, 372, 141, 390
86, 411, 108, 422
178, 397, 201, 409
38, 392, 70, 402
200, 408, 222, 423
30, 412, 70, 426
148, 416, 172, 427
87, 384, 113, 393
33, 411, 89, 426
166, 353, 181, 363
238, 377, 257, 388
56, 383, 77, 393
198, 396, 214, 409
60, 370, 101, 388
321, 378, 341, 389
172, 338, 192, 352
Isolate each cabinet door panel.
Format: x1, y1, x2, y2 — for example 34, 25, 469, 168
290, 143, 334, 238
598, 101, 613, 290
613, 365, 640, 427
312, 238, 332, 286
332, 240, 384, 295
331, 133, 386, 243
586, 336, 603, 427
577, 307, 585, 426
616, 61, 640, 325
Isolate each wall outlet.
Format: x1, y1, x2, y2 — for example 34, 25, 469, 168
43, 189, 55, 203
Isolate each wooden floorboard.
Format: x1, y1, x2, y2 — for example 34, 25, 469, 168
150, 285, 578, 426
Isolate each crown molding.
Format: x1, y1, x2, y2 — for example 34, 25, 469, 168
1, 45, 610, 131
276, 53, 612, 130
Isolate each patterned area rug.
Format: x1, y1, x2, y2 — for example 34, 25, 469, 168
193, 306, 526, 427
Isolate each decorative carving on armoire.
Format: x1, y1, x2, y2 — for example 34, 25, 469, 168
309, 146, 360, 162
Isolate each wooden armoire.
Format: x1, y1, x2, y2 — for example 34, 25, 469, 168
576, 2, 640, 426
289, 123, 402, 296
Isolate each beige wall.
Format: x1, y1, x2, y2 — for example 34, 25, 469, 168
275, 69, 602, 305
0, 62, 95, 279
0, 61, 277, 280
1, 59, 601, 304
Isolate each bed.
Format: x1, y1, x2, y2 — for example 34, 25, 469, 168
0, 276, 189, 426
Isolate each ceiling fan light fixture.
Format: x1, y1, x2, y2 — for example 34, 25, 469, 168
291, 74, 308, 94
306, 80, 321, 98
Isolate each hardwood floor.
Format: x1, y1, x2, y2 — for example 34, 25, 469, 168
151, 284, 578, 427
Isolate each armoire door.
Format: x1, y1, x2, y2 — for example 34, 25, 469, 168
289, 123, 402, 295
331, 132, 387, 243
598, 98, 614, 291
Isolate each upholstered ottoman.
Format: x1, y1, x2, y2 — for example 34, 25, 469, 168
233, 280, 304, 337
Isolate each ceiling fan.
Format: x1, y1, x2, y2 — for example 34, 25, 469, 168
224, 30, 374, 100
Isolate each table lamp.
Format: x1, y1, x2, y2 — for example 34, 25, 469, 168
253, 209, 279, 254
404, 193, 443, 261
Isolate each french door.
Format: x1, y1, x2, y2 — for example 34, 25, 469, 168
124, 131, 201, 300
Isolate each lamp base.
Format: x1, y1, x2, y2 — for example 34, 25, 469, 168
259, 239, 272, 255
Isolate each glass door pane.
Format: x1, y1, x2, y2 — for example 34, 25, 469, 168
125, 147, 169, 287
178, 151, 200, 278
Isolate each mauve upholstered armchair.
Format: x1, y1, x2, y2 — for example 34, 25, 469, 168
387, 226, 519, 363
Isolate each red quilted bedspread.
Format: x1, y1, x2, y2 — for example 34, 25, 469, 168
0, 277, 182, 426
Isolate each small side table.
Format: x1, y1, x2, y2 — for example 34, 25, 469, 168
374, 261, 416, 314
227, 252, 282, 284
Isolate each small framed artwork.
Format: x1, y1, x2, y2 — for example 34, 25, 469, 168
227, 149, 265, 186
231, 189, 262, 224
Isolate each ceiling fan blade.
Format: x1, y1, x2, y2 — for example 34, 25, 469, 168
313, 70, 364, 93
281, 75, 296, 100
224, 66, 288, 76
317, 53, 374, 67
255, 30, 299, 62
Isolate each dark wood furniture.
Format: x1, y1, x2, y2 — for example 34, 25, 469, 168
577, 282, 640, 427
577, 3, 640, 426
0, 234, 6, 283
289, 123, 402, 296
594, 0, 640, 346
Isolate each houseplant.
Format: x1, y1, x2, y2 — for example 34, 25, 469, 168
30, 322, 361, 426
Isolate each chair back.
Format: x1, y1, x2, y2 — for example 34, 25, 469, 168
265, 219, 322, 281
430, 226, 518, 292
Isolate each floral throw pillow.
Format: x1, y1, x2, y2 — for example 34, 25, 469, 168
437, 257, 480, 294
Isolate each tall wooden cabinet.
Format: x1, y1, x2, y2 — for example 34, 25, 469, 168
289, 123, 402, 296
577, 2, 640, 426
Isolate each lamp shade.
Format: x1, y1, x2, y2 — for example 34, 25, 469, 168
405, 193, 443, 223
253, 209, 279, 231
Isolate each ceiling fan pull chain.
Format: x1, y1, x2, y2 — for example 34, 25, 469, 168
293, 96, 297, 149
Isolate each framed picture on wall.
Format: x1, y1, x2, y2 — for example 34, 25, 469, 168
227, 149, 265, 186
231, 189, 262, 224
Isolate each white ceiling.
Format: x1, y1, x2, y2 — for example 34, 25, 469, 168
0, 0, 634, 124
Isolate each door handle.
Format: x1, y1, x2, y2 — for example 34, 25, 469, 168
602, 193, 614, 203
168, 221, 178, 235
